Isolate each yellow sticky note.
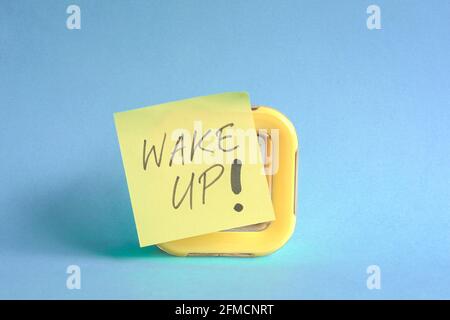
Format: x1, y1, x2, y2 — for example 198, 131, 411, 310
114, 92, 275, 246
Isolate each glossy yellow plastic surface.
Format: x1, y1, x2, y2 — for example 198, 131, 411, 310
157, 106, 298, 256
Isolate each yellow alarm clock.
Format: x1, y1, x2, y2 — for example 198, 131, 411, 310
157, 106, 299, 256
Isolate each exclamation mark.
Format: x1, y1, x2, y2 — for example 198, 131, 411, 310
231, 159, 243, 212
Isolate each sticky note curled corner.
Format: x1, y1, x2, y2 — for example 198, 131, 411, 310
114, 92, 275, 246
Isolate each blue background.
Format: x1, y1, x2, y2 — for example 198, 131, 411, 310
1, 0, 449, 299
